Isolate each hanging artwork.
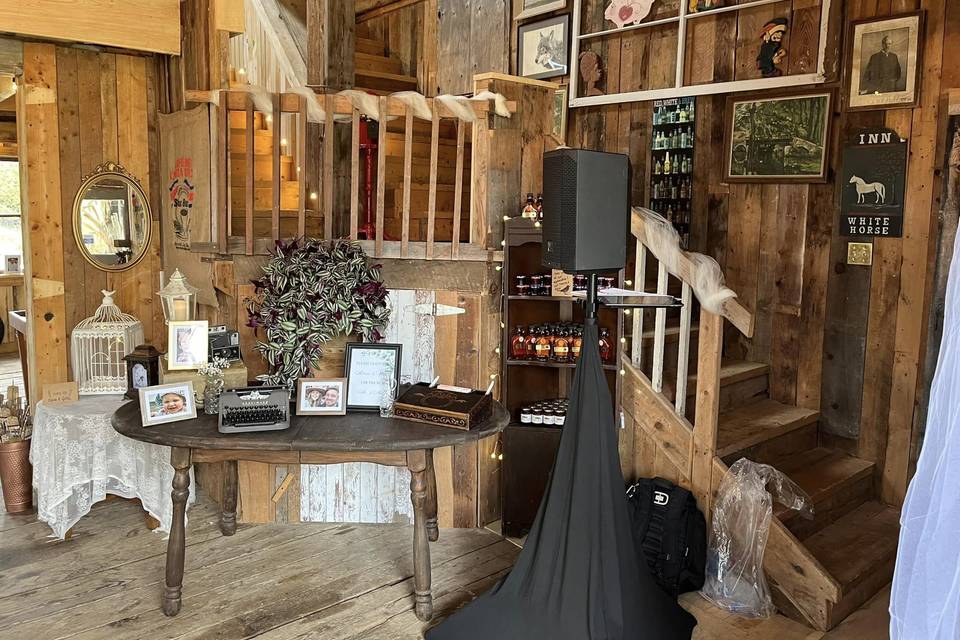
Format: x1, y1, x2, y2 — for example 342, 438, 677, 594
756, 18, 788, 77
516, 0, 566, 20
840, 128, 908, 238
518, 15, 570, 80
578, 51, 605, 96
724, 91, 831, 182
847, 12, 924, 111
604, 0, 655, 29
552, 85, 569, 144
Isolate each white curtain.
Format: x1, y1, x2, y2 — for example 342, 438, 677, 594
890, 227, 960, 638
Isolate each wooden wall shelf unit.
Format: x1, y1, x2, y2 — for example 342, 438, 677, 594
569, 0, 832, 107
499, 217, 624, 537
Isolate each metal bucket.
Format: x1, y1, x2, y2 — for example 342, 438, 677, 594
0, 439, 33, 513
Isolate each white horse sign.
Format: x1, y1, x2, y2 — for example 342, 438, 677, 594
840, 127, 907, 238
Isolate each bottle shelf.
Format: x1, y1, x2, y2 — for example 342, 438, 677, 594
507, 358, 617, 371
507, 294, 584, 302
653, 120, 694, 127
650, 196, 692, 201
651, 147, 694, 152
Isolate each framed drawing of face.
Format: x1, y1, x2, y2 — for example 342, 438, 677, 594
167, 320, 209, 370
344, 343, 402, 411
847, 12, 923, 112
297, 378, 348, 416
139, 382, 197, 426
724, 91, 832, 183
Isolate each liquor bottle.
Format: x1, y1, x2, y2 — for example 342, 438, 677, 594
571, 326, 583, 361
654, 158, 662, 175
673, 155, 680, 174
688, 100, 695, 121
553, 328, 570, 363
678, 178, 687, 200
535, 193, 544, 222
680, 127, 688, 148
521, 193, 537, 219
653, 105, 660, 125
535, 327, 552, 362
526, 325, 540, 359
679, 104, 688, 123
598, 327, 613, 363
666, 204, 674, 221
510, 326, 527, 360
663, 152, 672, 175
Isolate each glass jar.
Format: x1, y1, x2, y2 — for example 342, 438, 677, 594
531, 408, 544, 425
203, 377, 224, 415
543, 409, 556, 426
379, 377, 399, 418
529, 275, 543, 295
520, 406, 532, 424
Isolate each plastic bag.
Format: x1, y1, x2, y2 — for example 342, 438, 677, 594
700, 458, 813, 618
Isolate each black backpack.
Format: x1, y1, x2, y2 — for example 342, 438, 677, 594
625, 477, 707, 599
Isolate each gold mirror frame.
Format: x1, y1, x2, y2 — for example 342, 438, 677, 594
72, 162, 152, 272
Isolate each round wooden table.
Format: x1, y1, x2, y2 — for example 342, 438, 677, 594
112, 400, 509, 621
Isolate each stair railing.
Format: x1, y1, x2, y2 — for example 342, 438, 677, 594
186, 88, 512, 261
626, 209, 754, 516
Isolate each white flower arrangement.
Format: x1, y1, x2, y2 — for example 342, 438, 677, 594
197, 357, 231, 381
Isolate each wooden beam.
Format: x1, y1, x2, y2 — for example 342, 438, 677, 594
307, 0, 356, 90
0, 1, 180, 55
213, 0, 245, 33
0, 38, 22, 76
356, 0, 426, 22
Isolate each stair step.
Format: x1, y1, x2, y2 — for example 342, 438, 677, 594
717, 399, 819, 461
770, 448, 875, 540
687, 359, 768, 396
355, 69, 418, 93
355, 51, 404, 75
803, 501, 900, 627
356, 37, 387, 56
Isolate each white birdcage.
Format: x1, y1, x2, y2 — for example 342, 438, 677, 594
70, 290, 144, 395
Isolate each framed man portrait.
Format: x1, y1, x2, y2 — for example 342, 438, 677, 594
847, 12, 924, 111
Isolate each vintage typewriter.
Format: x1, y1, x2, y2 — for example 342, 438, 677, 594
218, 386, 291, 434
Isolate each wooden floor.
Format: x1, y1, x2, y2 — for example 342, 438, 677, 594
0, 490, 890, 639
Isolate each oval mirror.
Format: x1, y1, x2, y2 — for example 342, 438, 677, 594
72, 163, 152, 271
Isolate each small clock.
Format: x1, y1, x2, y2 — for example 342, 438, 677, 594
124, 344, 161, 399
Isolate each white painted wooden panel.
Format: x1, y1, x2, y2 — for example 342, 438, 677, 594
299, 289, 435, 524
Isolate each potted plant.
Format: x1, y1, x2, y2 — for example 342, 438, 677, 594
0, 395, 32, 513
246, 239, 391, 389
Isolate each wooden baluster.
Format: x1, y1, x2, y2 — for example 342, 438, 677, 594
297, 96, 307, 239
691, 311, 723, 524
426, 109, 440, 259
350, 108, 360, 239
451, 120, 465, 260
651, 262, 668, 392
675, 281, 693, 416
218, 101, 229, 252
271, 93, 281, 242
401, 107, 413, 257
375, 96, 387, 257
244, 95, 254, 255
631, 243, 647, 366
323, 92, 335, 241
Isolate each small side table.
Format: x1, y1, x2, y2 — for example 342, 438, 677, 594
31, 395, 195, 539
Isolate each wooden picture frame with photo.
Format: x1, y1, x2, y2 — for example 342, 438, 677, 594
167, 320, 209, 370
723, 90, 833, 183
139, 381, 198, 426
846, 12, 924, 112
343, 342, 403, 412
297, 378, 348, 416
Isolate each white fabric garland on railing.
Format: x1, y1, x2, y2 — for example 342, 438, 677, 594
212, 84, 511, 124
635, 207, 737, 316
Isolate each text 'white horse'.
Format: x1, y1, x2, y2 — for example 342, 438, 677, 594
850, 175, 886, 204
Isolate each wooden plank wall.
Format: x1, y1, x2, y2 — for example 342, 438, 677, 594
0, 278, 24, 353
568, 0, 951, 506
19, 43, 163, 401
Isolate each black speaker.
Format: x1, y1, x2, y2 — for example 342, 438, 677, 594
541, 148, 629, 273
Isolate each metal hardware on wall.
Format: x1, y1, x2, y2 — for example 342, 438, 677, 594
847, 242, 874, 266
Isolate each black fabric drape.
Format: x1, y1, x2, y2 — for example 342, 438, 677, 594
427, 320, 697, 639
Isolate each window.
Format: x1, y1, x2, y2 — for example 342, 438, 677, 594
0, 161, 21, 267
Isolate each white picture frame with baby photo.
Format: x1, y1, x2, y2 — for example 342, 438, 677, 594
167, 320, 209, 370
139, 382, 197, 426
297, 378, 348, 416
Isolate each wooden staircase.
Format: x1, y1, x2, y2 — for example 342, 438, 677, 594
623, 211, 900, 632
352, 28, 470, 243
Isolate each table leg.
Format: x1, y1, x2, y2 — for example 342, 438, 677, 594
220, 460, 238, 536
425, 449, 439, 542
408, 450, 432, 621
163, 447, 191, 617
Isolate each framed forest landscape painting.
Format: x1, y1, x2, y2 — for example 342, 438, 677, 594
724, 92, 832, 183
847, 12, 923, 111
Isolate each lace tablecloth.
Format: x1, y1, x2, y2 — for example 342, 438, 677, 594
30, 395, 195, 539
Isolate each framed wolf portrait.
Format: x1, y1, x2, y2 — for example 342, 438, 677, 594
518, 15, 570, 80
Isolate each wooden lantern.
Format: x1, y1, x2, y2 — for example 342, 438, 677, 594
124, 344, 161, 399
